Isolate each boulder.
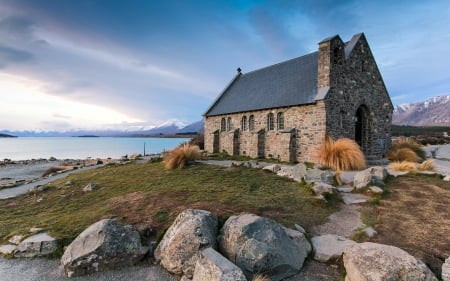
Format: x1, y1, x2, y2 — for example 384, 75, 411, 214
344, 242, 437, 281
311, 234, 356, 262
276, 166, 294, 178
443, 174, 450, 182
218, 214, 310, 281
337, 186, 354, 193
339, 171, 358, 185
443, 257, 450, 281
155, 209, 218, 279
312, 182, 336, 196
0, 244, 16, 255
304, 168, 335, 185
370, 166, 388, 182
61, 219, 147, 277
8, 235, 23, 245
353, 168, 372, 189
192, 248, 247, 281
341, 193, 369, 205
15, 232, 58, 258
368, 185, 384, 194
292, 163, 307, 182
262, 164, 281, 173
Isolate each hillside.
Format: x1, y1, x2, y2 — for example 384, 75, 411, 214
0, 133, 16, 138
393, 94, 450, 126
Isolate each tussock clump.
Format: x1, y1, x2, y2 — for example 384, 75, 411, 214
387, 147, 419, 163
418, 159, 435, 171
388, 161, 417, 172
389, 138, 426, 161
252, 275, 271, 281
163, 144, 200, 170
318, 135, 366, 171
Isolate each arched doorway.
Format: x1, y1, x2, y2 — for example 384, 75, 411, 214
212, 130, 220, 153
257, 129, 265, 158
355, 105, 369, 154
233, 129, 240, 156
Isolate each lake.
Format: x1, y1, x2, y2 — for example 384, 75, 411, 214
0, 137, 190, 160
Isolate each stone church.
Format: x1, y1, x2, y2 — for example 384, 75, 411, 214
203, 33, 393, 163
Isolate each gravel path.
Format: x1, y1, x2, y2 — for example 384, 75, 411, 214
0, 258, 177, 281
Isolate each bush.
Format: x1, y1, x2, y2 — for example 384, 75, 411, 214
189, 134, 204, 150
387, 147, 419, 163
252, 275, 271, 281
388, 161, 417, 172
318, 135, 366, 171
163, 144, 201, 169
418, 159, 435, 171
389, 138, 426, 161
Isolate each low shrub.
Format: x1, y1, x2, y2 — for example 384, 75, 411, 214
252, 275, 271, 281
163, 144, 201, 169
418, 159, 435, 171
390, 137, 426, 161
388, 161, 417, 172
318, 135, 366, 171
387, 147, 419, 163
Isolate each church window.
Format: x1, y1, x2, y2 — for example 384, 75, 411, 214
249, 115, 255, 131
241, 116, 247, 131
220, 118, 226, 132
277, 112, 284, 130
227, 117, 232, 131
267, 113, 274, 131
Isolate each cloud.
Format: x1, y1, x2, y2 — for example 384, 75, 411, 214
0, 45, 34, 67
52, 113, 72, 119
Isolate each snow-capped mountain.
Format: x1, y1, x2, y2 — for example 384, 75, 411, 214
0, 119, 204, 137
393, 94, 450, 126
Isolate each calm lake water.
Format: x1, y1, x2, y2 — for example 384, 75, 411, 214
0, 137, 190, 160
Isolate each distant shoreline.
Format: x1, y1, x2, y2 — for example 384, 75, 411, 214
0, 133, 17, 138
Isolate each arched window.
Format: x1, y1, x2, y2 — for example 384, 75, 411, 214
249, 115, 255, 131
267, 113, 274, 131
277, 112, 284, 130
241, 116, 247, 131
220, 118, 226, 132
227, 117, 232, 131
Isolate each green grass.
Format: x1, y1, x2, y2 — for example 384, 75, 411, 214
0, 162, 337, 252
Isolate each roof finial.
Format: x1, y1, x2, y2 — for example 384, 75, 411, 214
237, 67, 241, 74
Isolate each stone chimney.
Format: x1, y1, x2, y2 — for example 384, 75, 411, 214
317, 35, 344, 89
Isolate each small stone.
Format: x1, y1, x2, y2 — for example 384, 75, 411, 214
0, 244, 17, 255
83, 183, 96, 192
311, 234, 356, 262
294, 224, 306, 234
443, 174, 450, 182
65, 181, 73, 186
15, 232, 58, 258
312, 182, 336, 196
337, 186, 354, 193
36, 197, 43, 203
8, 235, 23, 245
368, 186, 383, 194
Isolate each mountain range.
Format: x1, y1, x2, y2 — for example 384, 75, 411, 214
0, 119, 204, 137
393, 94, 450, 126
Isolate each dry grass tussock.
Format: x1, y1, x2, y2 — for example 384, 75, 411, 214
389, 137, 426, 162
252, 275, 271, 281
388, 159, 435, 172
318, 135, 366, 171
387, 147, 419, 163
163, 143, 201, 169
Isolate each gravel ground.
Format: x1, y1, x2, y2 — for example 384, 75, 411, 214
0, 258, 177, 281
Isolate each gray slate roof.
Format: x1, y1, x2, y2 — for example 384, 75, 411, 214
205, 52, 319, 116
205, 33, 364, 117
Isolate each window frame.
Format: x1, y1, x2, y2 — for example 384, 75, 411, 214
277, 112, 284, 130
249, 115, 255, 131
267, 113, 274, 131
241, 116, 247, 131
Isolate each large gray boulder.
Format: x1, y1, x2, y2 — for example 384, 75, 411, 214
353, 168, 372, 189
443, 257, 450, 281
61, 219, 147, 277
218, 214, 310, 281
292, 163, 308, 182
304, 168, 335, 185
155, 209, 218, 279
192, 248, 247, 281
312, 182, 336, 196
344, 242, 437, 281
311, 234, 356, 262
14, 232, 58, 258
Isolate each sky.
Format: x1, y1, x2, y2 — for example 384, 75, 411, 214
0, 0, 450, 131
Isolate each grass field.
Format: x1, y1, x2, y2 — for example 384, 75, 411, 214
0, 161, 337, 251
